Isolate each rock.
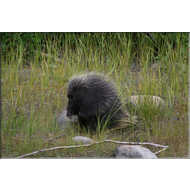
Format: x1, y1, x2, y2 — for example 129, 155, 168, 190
58, 110, 78, 128
116, 145, 157, 159
72, 136, 93, 145
127, 95, 166, 111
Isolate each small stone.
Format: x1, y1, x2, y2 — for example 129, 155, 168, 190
116, 145, 157, 159
72, 136, 93, 145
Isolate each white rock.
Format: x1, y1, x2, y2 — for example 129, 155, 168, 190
128, 95, 166, 111
116, 145, 157, 159
72, 136, 93, 145
58, 110, 78, 128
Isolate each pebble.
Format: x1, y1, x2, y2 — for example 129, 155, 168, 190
72, 136, 93, 145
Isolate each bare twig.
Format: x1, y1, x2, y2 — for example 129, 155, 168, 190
15, 139, 168, 158
102, 139, 168, 155
154, 147, 168, 155
103, 139, 168, 148
15, 144, 96, 158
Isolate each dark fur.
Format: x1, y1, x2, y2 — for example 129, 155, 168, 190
66, 73, 132, 131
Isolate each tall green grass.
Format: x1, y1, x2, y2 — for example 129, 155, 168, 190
1, 33, 188, 158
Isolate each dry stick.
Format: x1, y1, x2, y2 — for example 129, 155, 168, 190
103, 139, 167, 148
103, 140, 168, 155
15, 143, 99, 159
154, 147, 168, 155
15, 140, 168, 158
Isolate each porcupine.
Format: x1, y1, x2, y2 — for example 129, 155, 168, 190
66, 72, 136, 132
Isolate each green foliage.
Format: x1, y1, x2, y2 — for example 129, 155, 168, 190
1, 33, 188, 65
1, 32, 188, 158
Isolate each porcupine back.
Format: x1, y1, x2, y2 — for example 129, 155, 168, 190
66, 72, 135, 131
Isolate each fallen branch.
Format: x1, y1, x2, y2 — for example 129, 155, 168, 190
103, 139, 168, 148
15, 139, 168, 158
15, 144, 96, 158
102, 139, 168, 155
154, 147, 168, 155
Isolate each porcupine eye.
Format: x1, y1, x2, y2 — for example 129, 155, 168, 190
68, 94, 74, 100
